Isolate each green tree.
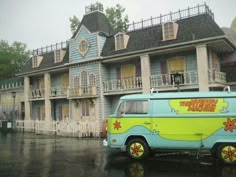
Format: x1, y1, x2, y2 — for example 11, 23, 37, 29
231, 17, 236, 30
0, 40, 31, 79
69, 4, 129, 34
105, 4, 129, 33
69, 15, 80, 34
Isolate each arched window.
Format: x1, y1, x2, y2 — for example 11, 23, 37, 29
89, 74, 96, 87
81, 71, 88, 94
74, 76, 80, 87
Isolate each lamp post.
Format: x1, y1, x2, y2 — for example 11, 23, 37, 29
12, 91, 16, 129
174, 73, 182, 92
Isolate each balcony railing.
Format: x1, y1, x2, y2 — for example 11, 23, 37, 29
29, 88, 45, 99
150, 71, 198, 88
50, 86, 68, 97
208, 69, 226, 84
69, 86, 97, 97
103, 77, 142, 92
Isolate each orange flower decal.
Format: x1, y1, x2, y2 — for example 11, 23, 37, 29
223, 118, 236, 132
113, 120, 121, 130
222, 146, 236, 161
131, 143, 144, 157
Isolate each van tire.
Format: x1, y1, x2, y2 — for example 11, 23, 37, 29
217, 144, 236, 164
126, 138, 149, 160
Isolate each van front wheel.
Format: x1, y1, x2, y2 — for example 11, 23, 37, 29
217, 144, 236, 164
126, 138, 149, 160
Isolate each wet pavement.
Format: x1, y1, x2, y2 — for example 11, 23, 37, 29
0, 132, 235, 177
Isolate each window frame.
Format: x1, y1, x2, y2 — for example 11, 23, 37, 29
78, 39, 89, 56
117, 100, 149, 115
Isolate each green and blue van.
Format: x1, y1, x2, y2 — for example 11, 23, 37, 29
104, 91, 236, 164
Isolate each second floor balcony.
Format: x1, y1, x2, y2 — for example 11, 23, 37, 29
69, 86, 97, 98
150, 71, 198, 89
103, 77, 142, 93
29, 88, 45, 99
50, 86, 68, 98
208, 69, 226, 85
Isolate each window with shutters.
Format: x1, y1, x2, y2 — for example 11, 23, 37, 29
168, 57, 185, 85
121, 64, 136, 88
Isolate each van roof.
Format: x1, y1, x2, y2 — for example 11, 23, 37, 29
120, 92, 236, 100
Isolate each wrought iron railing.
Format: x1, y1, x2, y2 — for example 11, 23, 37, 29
32, 41, 68, 56
150, 71, 198, 88
126, 3, 214, 32
103, 77, 142, 92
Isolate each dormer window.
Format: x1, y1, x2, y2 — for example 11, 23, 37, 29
32, 56, 38, 68
32, 55, 43, 68
54, 49, 65, 63
115, 33, 129, 51
162, 22, 178, 41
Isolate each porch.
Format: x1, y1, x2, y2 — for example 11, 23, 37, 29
103, 77, 142, 93
15, 119, 100, 137
29, 88, 45, 99
102, 70, 226, 93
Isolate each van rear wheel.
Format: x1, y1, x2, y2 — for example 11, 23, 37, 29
217, 144, 236, 164
126, 138, 149, 160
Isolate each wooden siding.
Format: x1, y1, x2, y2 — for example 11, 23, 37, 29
150, 52, 197, 75
98, 35, 106, 56
70, 26, 98, 62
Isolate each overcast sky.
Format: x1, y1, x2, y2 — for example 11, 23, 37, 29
0, 0, 235, 50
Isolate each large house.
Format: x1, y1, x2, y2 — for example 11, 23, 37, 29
13, 3, 236, 136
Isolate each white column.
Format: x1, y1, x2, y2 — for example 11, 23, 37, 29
44, 73, 51, 121
24, 76, 31, 120
140, 54, 151, 93
196, 44, 209, 91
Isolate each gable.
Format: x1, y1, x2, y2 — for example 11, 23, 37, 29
69, 26, 99, 62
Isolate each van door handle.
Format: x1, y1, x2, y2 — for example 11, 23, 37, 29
144, 122, 151, 125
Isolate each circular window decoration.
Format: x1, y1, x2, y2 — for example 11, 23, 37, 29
78, 39, 89, 56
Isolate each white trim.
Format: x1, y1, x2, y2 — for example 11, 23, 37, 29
96, 33, 100, 57
72, 25, 92, 41
78, 38, 90, 57
98, 62, 104, 121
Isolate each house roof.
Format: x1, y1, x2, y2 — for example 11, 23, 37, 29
221, 52, 236, 65
71, 11, 114, 38
101, 14, 225, 57
17, 47, 69, 76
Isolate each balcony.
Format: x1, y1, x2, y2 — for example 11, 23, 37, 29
29, 88, 45, 99
150, 71, 198, 90
103, 77, 142, 93
69, 86, 97, 98
50, 86, 68, 98
208, 69, 226, 84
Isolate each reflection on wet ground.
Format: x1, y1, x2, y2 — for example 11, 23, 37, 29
0, 133, 235, 177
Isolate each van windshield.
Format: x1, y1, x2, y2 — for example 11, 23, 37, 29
118, 100, 148, 114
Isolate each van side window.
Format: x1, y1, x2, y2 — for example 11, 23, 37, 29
118, 100, 148, 114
